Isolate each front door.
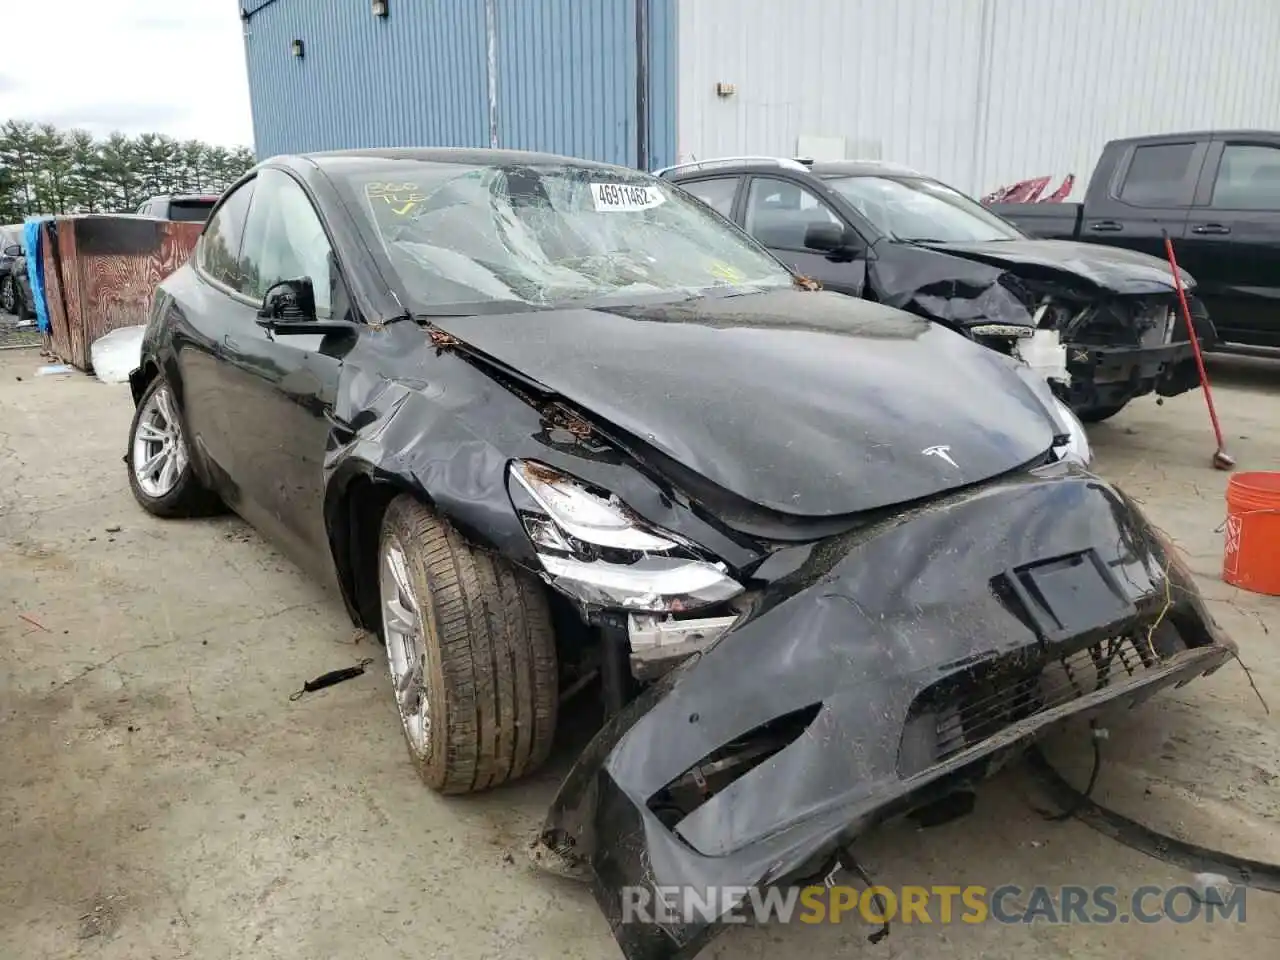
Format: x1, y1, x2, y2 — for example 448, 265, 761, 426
1181, 139, 1280, 347
213, 168, 352, 579
740, 175, 867, 296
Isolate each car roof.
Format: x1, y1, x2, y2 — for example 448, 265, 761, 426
661, 157, 927, 179
296, 147, 621, 172
807, 160, 926, 177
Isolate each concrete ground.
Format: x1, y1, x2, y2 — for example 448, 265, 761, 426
1, 345, 1277, 960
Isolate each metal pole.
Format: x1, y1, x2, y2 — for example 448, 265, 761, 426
485, 0, 499, 149
635, 0, 650, 170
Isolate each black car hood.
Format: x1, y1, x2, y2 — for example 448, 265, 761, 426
918, 239, 1190, 295
431, 289, 1059, 518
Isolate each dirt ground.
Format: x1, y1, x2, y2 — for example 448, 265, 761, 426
1, 345, 1277, 959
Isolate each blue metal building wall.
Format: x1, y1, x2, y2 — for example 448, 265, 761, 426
241, 0, 675, 168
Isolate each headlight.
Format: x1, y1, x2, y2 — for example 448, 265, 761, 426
507, 460, 743, 612
1049, 396, 1092, 467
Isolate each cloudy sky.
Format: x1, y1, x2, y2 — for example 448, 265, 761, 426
1, 0, 253, 148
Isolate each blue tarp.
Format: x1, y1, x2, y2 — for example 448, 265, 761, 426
23, 216, 52, 333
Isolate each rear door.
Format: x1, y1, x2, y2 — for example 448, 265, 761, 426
1181, 139, 1280, 347
740, 174, 866, 295
213, 167, 352, 575
178, 179, 256, 476
673, 175, 743, 220
1083, 139, 1206, 259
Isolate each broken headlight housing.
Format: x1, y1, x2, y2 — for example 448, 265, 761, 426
1049, 395, 1092, 467
507, 460, 744, 613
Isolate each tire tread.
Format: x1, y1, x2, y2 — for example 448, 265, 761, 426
382, 495, 557, 794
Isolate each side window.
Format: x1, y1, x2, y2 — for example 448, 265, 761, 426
1211, 143, 1280, 210
198, 182, 255, 291
1118, 143, 1198, 206
680, 177, 740, 217
238, 169, 335, 316
743, 177, 842, 250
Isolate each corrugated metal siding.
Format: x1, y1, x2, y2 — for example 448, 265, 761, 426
493, 0, 637, 164
245, 0, 490, 158
243, 0, 677, 168
675, 0, 987, 185
647, 0, 679, 169
978, 0, 1280, 197
676, 0, 1280, 195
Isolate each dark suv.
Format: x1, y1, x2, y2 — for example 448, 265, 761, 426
659, 157, 1214, 421
0, 226, 33, 322
135, 195, 219, 222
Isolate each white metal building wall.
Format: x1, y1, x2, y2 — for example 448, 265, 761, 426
676, 0, 1280, 196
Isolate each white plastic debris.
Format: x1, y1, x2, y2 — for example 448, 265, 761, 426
90, 325, 146, 384
35, 364, 73, 377
1189, 872, 1233, 906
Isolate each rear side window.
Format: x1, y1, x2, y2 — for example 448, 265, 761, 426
169, 200, 216, 223
680, 177, 740, 217
1118, 143, 1198, 206
198, 182, 255, 291
1211, 143, 1280, 210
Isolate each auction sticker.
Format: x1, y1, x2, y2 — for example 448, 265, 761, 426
590, 182, 666, 212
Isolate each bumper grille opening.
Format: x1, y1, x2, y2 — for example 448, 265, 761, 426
646, 703, 822, 829
899, 625, 1189, 777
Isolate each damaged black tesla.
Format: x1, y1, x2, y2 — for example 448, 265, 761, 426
125, 148, 1236, 960
660, 158, 1217, 422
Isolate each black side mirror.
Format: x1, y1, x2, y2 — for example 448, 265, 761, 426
2, 244, 21, 258
258, 278, 317, 323
804, 222, 861, 257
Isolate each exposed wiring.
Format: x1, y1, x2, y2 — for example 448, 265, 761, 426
1027, 747, 1280, 892
1030, 722, 1105, 822
1232, 651, 1272, 715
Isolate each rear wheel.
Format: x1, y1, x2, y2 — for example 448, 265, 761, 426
378, 494, 559, 794
13, 284, 31, 324
126, 378, 221, 517
1075, 401, 1128, 423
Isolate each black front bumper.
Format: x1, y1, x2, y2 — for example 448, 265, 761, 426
1063, 339, 1200, 408
1063, 298, 1216, 410
537, 462, 1235, 960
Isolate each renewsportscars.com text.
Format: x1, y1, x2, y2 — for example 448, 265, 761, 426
621, 883, 1246, 926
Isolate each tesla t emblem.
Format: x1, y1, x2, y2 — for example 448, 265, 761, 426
922, 445, 959, 468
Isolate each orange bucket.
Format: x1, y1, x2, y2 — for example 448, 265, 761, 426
1223, 472, 1280, 595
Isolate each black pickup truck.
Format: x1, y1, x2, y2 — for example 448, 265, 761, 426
989, 130, 1280, 351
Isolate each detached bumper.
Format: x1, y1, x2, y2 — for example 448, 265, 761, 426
537, 463, 1235, 960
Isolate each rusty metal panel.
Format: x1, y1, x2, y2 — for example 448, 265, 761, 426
38, 216, 201, 370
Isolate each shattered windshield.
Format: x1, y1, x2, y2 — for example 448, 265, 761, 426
337, 162, 793, 311
825, 175, 1024, 243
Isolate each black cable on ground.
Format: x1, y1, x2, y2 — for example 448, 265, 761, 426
1026, 745, 1280, 893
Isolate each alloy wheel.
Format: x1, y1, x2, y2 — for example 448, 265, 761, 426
379, 537, 430, 755
131, 385, 189, 498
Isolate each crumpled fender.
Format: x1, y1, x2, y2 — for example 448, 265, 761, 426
316, 335, 762, 623
868, 241, 1038, 329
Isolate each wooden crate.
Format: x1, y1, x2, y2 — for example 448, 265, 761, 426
39, 216, 202, 370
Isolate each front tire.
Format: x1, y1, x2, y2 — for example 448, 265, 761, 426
0, 276, 14, 315
126, 378, 221, 517
378, 495, 559, 794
